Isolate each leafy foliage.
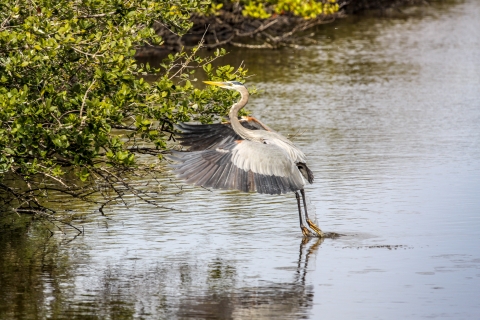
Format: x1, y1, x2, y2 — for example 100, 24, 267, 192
154, 0, 343, 51
242, 0, 339, 19
0, 0, 250, 215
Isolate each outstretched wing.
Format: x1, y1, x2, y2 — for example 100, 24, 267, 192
175, 117, 274, 151
168, 140, 305, 195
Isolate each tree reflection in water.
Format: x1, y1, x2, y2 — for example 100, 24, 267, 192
0, 215, 75, 320
0, 221, 324, 319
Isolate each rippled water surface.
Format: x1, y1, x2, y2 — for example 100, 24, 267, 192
2, 0, 480, 319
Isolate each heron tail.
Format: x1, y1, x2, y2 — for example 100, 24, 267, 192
297, 162, 314, 184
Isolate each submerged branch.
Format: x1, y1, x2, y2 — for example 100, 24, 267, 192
147, 12, 344, 52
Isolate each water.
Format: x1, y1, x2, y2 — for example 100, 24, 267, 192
1, 0, 480, 318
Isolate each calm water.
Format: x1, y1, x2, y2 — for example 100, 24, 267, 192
2, 0, 480, 319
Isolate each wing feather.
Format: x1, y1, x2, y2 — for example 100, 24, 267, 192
255, 174, 266, 194
176, 158, 207, 178
203, 158, 227, 188
226, 165, 238, 190
185, 163, 215, 184
175, 117, 273, 152
168, 140, 305, 195
195, 162, 220, 186
247, 170, 256, 192
215, 161, 233, 190
235, 166, 247, 192
268, 175, 282, 195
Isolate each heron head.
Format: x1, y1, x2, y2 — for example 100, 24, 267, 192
203, 81, 246, 91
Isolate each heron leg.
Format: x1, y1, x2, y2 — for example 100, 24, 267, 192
296, 191, 311, 237
300, 189, 324, 237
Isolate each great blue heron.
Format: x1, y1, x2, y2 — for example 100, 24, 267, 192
168, 81, 323, 237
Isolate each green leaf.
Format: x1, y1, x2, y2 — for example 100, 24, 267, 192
79, 167, 90, 182
3, 148, 15, 155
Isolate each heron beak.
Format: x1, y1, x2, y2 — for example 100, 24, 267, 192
203, 81, 227, 87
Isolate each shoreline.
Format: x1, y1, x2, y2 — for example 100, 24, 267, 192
136, 0, 426, 57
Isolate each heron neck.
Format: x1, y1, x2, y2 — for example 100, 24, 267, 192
229, 88, 253, 140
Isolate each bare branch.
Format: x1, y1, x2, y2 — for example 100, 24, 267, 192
79, 79, 96, 125
78, 12, 116, 19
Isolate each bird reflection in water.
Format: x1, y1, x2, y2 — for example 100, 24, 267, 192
177, 237, 325, 319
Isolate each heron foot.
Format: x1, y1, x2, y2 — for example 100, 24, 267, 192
306, 219, 324, 238
301, 226, 312, 237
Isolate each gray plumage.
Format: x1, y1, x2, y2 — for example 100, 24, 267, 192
169, 138, 304, 195
167, 81, 323, 237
